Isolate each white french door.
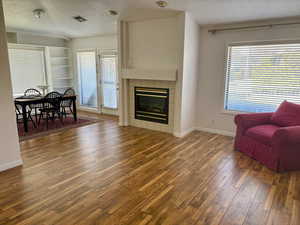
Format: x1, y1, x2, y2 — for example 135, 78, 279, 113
77, 51, 98, 109
76, 50, 118, 115
99, 52, 118, 115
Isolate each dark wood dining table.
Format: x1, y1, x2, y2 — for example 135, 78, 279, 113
14, 95, 77, 133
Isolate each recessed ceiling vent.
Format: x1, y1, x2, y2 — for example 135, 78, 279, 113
108, 10, 118, 16
73, 16, 87, 22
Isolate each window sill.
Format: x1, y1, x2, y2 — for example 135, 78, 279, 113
221, 109, 247, 116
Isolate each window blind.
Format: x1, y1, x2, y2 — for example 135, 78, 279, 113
224, 42, 300, 113
8, 48, 46, 96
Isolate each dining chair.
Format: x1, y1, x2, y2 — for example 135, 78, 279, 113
24, 88, 43, 124
24, 88, 42, 97
15, 103, 37, 129
61, 88, 75, 118
38, 91, 63, 129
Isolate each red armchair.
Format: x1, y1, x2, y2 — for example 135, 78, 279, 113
234, 101, 300, 172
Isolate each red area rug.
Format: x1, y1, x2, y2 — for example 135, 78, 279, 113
18, 117, 98, 141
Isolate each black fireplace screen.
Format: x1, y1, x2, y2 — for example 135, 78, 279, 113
135, 87, 169, 124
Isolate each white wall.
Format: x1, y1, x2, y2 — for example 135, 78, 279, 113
6, 31, 67, 47
69, 34, 117, 110
6, 31, 17, 43
126, 16, 183, 134
69, 34, 117, 50
118, 14, 203, 137
0, 0, 22, 172
118, 15, 185, 133
127, 17, 180, 70
6, 31, 66, 46
180, 13, 201, 135
197, 25, 300, 135
16, 32, 67, 47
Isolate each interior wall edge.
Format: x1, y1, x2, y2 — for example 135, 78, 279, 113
0, 0, 22, 172
0, 159, 23, 173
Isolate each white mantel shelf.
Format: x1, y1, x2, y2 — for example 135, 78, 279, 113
122, 69, 177, 81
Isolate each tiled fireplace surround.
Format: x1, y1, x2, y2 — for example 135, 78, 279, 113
128, 79, 176, 133
119, 69, 178, 135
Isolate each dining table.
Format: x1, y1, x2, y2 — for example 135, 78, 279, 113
14, 95, 77, 133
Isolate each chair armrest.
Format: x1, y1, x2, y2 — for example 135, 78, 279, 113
272, 126, 300, 145
272, 126, 300, 171
234, 113, 273, 131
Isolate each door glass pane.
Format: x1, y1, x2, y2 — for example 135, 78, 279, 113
77, 51, 98, 108
100, 55, 118, 109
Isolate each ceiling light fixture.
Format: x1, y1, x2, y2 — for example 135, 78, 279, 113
33, 9, 45, 19
156, 0, 168, 8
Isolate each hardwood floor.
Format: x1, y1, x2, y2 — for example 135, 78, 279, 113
0, 114, 299, 225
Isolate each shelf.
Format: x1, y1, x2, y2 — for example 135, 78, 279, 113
51, 56, 68, 60
54, 85, 73, 88
52, 65, 70, 69
52, 63, 69, 67
54, 77, 73, 80
46, 46, 72, 93
49, 48, 70, 58
54, 73, 70, 77
49, 46, 69, 50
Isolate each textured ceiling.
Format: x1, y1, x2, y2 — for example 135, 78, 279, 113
3, 0, 300, 38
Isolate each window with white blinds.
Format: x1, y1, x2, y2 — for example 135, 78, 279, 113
224, 42, 300, 113
8, 48, 46, 96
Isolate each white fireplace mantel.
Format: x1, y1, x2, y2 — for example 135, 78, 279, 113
121, 69, 177, 81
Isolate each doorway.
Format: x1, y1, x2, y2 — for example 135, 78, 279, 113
76, 50, 118, 115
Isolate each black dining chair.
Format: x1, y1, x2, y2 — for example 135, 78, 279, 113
15, 103, 36, 128
24, 88, 43, 124
61, 88, 75, 118
38, 91, 63, 129
24, 88, 42, 97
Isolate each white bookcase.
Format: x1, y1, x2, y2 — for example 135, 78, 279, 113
45, 46, 73, 93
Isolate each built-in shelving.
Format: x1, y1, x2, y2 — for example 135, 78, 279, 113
45, 47, 73, 93
54, 77, 73, 80
51, 56, 68, 59
52, 65, 70, 68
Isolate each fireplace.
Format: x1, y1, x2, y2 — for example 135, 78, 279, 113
135, 87, 169, 124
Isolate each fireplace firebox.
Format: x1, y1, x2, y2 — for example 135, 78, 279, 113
135, 87, 169, 124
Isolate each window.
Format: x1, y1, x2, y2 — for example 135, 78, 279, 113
8, 47, 46, 96
224, 42, 300, 113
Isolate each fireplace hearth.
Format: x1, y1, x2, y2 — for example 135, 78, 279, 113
135, 87, 169, 124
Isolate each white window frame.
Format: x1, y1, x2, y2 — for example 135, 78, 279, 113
222, 39, 300, 115
8, 43, 48, 97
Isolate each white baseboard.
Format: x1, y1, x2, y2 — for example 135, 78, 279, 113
173, 127, 196, 138
196, 127, 235, 137
118, 121, 129, 126
0, 159, 23, 172
78, 107, 99, 113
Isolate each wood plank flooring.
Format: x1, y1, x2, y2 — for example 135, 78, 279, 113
0, 113, 299, 225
